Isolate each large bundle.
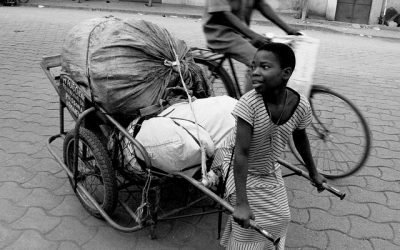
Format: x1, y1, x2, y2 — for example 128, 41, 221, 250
121, 96, 238, 175
158, 96, 238, 148
61, 16, 209, 115
124, 116, 215, 174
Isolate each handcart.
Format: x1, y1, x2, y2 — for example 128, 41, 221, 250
41, 54, 345, 246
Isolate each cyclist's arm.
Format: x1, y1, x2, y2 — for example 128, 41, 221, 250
292, 129, 326, 188
255, 0, 300, 35
210, 11, 259, 40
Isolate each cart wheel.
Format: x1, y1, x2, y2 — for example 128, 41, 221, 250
63, 128, 117, 218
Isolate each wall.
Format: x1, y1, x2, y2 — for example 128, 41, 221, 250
308, 0, 328, 16
162, 0, 302, 10
163, 0, 204, 6
387, 0, 400, 11
265, 0, 300, 12
370, 0, 384, 24
326, 0, 337, 20
267, 0, 328, 16
161, 0, 397, 24
270, 0, 328, 16
162, 0, 328, 16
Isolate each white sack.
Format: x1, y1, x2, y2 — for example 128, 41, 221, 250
122, 96, 237, 175
123, 116, 214, 174
159, 96, 238, 148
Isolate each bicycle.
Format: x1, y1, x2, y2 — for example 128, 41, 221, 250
190, 43, 371, 179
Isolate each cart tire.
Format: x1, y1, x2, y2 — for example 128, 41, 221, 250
63, 128, 117, 218
288, 85, 371, 179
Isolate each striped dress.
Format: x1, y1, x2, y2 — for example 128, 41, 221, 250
216, 88, 312, 250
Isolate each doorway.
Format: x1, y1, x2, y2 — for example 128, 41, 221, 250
335, 0, 372, 24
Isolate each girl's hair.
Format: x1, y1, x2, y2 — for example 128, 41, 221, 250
257, 42, 296, 71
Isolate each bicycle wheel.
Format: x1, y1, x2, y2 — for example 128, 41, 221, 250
193, 57, 240, 99
289, 85, 371, 179
63, 128, 118, 218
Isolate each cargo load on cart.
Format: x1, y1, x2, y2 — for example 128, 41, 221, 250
61, 16, 238, 175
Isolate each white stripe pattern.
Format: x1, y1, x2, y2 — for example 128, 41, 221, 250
216, 88, 312, 249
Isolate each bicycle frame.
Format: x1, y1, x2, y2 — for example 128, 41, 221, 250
190, 47, 243, 99
218, 55, 242, 96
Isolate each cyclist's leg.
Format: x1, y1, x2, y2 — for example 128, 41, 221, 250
223, 40, 256, 94
207, 35, 256, 66
226, 41, 257, 67
206, 33, 256, 95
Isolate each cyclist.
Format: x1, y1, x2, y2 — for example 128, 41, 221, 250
203, 0, 301, 93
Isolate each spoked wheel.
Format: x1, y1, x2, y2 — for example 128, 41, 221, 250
194, 57, 239, 99
63, 128, 117, 218
289, 85, 371, 179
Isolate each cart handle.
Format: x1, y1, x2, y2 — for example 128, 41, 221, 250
174, 172, 280, 245
277, 159, 346, 200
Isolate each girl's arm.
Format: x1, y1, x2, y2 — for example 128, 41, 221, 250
232, 117, 254, 228
292, 129, 326, 189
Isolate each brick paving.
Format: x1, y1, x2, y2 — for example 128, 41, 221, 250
0, 3, 400, 250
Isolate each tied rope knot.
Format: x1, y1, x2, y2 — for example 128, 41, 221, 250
164, 58, 188, 74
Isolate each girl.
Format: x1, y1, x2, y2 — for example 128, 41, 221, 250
216, 42, 326, 249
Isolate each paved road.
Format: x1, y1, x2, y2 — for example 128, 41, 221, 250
0, 6, 399, 250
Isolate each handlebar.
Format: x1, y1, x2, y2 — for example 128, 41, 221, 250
249, 221, 281, 245
174, 172, 281, 245
277, 159, 346, 200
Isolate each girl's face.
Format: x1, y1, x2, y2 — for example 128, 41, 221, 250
250, 50, 291, 94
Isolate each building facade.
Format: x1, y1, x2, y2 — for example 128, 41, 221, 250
158, 0, 397, 25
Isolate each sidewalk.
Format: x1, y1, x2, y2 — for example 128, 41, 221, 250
19, 0, 400, 41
